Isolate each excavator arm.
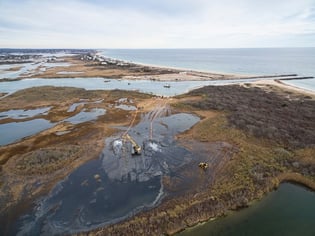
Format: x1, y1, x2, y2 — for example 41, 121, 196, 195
123, 134, 142, 155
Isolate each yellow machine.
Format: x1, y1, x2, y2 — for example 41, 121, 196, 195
198, 162, 208, 170
123, 134, 142, 155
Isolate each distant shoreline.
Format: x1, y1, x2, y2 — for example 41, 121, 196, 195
1, 52, 314, 98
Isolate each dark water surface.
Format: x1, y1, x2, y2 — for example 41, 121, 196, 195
12, 112, 200, 235
178, 183, 315, 236
0, 119, 54, 146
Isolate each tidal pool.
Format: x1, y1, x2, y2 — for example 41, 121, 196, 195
178, 183, 315, 236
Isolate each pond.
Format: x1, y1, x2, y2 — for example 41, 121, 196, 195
178, 183, 315, 236
13, 112, 201, 235
0, 119, 54, 146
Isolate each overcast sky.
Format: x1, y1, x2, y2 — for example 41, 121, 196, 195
0, 0, 315, 48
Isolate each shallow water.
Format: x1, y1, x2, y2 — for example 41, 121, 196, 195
0, 107, 106, 146
64, 108, 106, 124
67, 102, 86, 112
115, 104, 137, 111
56, 71, 83, 75
0, 63, 38, 79
0, 52, 74, 80
42, 62, 71, 68
13, 112, 200, 235
284, 78, 315, 93
0, 107, 51, 120
67, 99, 104, 112
0, 77, 258, 97
178, 183, 315, 236
0, 119, 54, 146
101, 48, 315, 93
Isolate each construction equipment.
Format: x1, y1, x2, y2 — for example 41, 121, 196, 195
198, 162, 208, 170
123, 134, 142, 155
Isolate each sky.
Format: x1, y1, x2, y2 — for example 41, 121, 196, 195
0, 0, 315, 48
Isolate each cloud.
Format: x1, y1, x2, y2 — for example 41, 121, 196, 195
0, 0, 315, 48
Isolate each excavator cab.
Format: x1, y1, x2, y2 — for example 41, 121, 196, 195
132, 145, 142, 155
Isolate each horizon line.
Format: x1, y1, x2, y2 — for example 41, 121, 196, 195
1, 46, 315, 50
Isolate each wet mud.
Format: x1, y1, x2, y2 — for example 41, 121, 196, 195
10, 104, 203, 235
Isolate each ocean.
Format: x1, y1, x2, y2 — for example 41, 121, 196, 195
100, 48, 315, 77
100, 48, 315, 92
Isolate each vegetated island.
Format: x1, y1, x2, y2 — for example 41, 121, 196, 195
0, 51, 314, 235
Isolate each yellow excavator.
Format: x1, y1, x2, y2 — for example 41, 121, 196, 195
199, 162, 208, 170
123, 134, 142, 155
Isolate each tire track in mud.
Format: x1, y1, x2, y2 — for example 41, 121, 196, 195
148, 99, 170, 140
164, 139, 236, 196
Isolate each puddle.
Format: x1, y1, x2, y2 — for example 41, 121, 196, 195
116, 98, 133, 103
115, 104, 137, 111
0, 107, 51, 120
55, 131, 71, 136
56, 71, 83, 75
64, 108, 106, 124
14, 112, 201, 235
114, 97, 136, 110
0, 119, 54, 146
67, 99, 104, 112
67, 102, 86, 112
42, 62, 71, 68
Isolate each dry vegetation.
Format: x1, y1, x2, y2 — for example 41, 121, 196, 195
0, 82, 314, 236
87, 84, 315, 236
28, 55, 178, 79
184, 84, 315, 148
0, 86, 153, 234
15, 146, 81, 175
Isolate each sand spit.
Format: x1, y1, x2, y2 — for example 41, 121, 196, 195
0, 52, 308, 84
